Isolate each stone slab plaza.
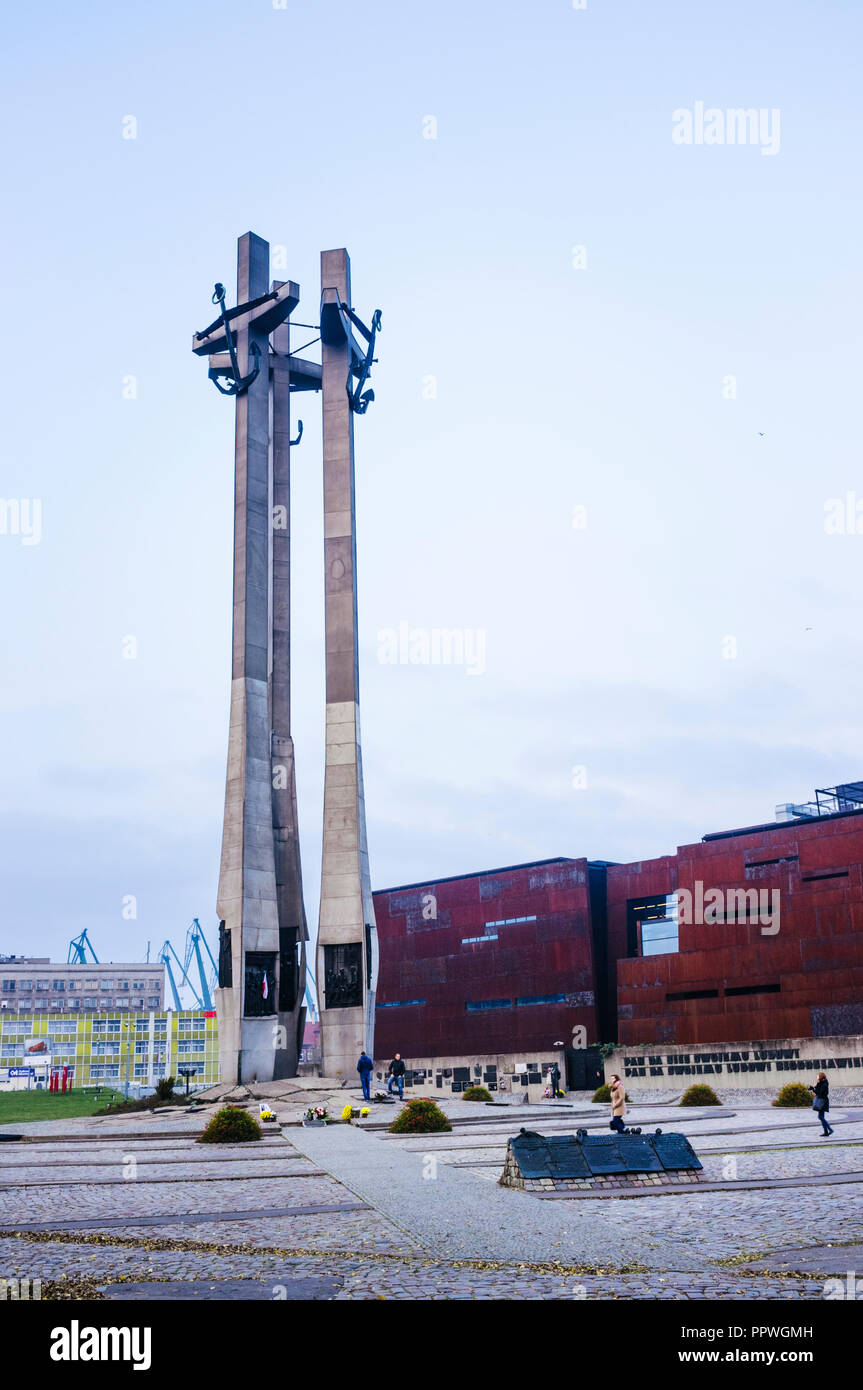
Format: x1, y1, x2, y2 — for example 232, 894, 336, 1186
3, 1081, 862, 1302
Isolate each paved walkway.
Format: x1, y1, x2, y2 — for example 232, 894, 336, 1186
3, 1099, 862, 1300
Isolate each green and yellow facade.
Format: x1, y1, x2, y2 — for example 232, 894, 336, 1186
0, 1010, 220, 1089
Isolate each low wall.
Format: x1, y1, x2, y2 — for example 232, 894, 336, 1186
370, 1049, 568, 1103
605, 1033, 863, 1093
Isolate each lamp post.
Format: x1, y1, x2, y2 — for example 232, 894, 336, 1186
123, 1019, 134, 1100
177, 1064, 197, 1097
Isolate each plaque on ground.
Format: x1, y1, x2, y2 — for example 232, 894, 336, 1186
582, 1136, 626, 1174
618, 1136, 664, 1173
652, 1132, 703, 1172
511, 1131, 591, 1180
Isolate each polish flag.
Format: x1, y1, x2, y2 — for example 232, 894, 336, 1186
262, 974, 269, 1001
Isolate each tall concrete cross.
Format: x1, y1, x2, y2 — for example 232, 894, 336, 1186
316, 248, 380, 1078
192, 232, 319, 1084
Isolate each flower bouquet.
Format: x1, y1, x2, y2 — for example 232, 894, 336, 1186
302, 1104, 329, 1127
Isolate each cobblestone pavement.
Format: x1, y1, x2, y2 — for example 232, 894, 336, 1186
0, 1233, 830, 1300
2, 1106, 862, 1300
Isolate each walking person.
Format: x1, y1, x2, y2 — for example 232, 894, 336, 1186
609, 1073, 627, 1134
356, 1049, 374, 1102
387, 1053, 406, 1100
809, 1071, 834, 1136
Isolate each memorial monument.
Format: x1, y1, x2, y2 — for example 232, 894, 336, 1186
192, 235, 381, 1083
316, 249, 382, 1079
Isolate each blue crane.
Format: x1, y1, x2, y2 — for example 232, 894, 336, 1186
304, 963, 319, 1022
67, 929, 99, 965
158, 939, 203, 1011
183, 919, 218, 1010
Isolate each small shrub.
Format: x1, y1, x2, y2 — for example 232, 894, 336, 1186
462, 1085, 493, 1103
592, 1084, 629, 1104
155, 1076, 177, 1102
680, 1084, 721, 1107
198, 1106, 262, 1144
388, 1098, 452, 1135
772, 1082, 813, 1108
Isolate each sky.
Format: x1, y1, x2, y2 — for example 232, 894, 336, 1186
0, 0, 861, 975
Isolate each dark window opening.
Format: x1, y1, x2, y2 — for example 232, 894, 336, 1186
746, 855, 798, 869
665, 989, 719, 1001
244, 952, 276, 1018
801, 870, 849, 882
323, 943, 363, 1010
725, 983, 781, 996
218, 922, 232, 989
278, 927, 299, 1013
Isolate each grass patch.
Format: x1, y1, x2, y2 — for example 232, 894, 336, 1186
0, 1087, 126, 1127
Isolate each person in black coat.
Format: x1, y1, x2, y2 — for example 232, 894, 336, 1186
387, 1053, 406, 1100
809, 1072, 833, 1136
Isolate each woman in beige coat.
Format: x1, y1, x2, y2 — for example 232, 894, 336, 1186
609, 1073, 626, 1134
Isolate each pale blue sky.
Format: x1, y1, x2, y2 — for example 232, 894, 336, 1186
1, 0, 861, 970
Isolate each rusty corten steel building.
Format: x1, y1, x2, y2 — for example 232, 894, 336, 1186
372, 859, 606, 1057
372, 799, 863, 1056
611, 808, 863, 1046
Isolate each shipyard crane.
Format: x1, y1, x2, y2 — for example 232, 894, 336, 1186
183, 918, 218, 1010
67, 929, 99, 965
304, 963, 319, 1023
158, 939, 203, 1011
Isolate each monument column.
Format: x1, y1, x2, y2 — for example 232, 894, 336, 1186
317, 247, 379, 1079
270, 295, 308, 1077
202, 234, 306, 1084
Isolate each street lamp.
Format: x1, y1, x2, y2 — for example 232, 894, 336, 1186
177, 1064, 198, 1097
122, 1019, 134, 1100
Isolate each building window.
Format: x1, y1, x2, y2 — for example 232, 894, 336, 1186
146, 997, 160, 1007
484, 915, 537, 929
1, 981, 16, 992
461, 935, 498, 945
628, 894, 679, 957
724, 983, 781, 997
515, 993, 567, 1007
52, 981, 66, 991
376, 999, 426, 1009
465, 999, 512, 1011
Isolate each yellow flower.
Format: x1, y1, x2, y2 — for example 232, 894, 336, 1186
341, 1103, 353, 1120
360, 1107, 370, 1117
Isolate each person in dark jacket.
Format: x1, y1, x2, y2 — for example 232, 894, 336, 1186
809, 1072, 833, 1136
387, 1053, 406, 1100
356, 1050, 374, 1102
